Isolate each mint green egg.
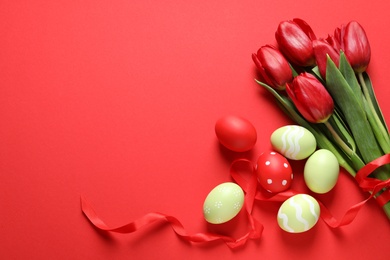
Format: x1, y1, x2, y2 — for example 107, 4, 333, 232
203, 182, 244, 224
277, 194, 320, 233
271, 125, 316, 160
304, 149, 339, 194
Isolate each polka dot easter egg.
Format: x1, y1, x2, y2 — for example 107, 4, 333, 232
271, 125, 316, 160
256, 151, 293, 193
277, 194, 320, 233
203, 182, 244, 224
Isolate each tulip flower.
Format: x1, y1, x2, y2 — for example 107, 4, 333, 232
275, 18, 317, 67
337, 21, 371, 73
252, 45, 293, 90
286, 72, 334, 123
313, 39, 340, 79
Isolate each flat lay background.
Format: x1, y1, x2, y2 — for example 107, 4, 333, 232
1, 1, 389, 259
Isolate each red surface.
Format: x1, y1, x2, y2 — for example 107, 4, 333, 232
1, 1, 389, 259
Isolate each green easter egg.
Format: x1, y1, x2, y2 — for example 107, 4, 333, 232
304, 149, 340, 194
203, 182, 244, 224
271, 125, 316, 160
277, 194, 320, 233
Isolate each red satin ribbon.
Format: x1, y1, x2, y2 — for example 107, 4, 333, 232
81, 155, 390, 248
81, 159, 263, 249
354, 154, 390, 207
81, 197, 254, 248
318, 154, 390, 227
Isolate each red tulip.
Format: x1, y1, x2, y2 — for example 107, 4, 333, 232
313, 39, 340, 79
337, 21, 371, 72
252, 45, 293, 90
286, 73, 334, 123
275, 18, 317, 67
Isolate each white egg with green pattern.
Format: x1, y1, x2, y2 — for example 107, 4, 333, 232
203, 182, 244, 224
277, 194, 320, 233
304, 149, 340, 194
271, 125, 316, 160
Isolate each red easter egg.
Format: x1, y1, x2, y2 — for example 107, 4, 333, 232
215, 115, 257, 152
256, 151, 293, 193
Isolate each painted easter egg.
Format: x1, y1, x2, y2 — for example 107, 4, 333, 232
277, 194, 320, 233
256, 151, 293, 193
304, 149, 340, 194
270, 125, 316, 160
203, 182, 244, 224
215, 115, 257, 152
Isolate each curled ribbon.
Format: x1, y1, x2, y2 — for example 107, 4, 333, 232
81, 155, 390, 248
318, 154, 390, 227
354, 153, 390, 207
81, 159, 263, 249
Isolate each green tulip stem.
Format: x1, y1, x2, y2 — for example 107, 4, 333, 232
329, 112, 357, 153
324, 120, 355, 157
358, 72, 390, 152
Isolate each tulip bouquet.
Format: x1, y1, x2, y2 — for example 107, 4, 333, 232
252, 19, 390, 221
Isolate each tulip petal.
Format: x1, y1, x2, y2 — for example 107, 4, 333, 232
293, 18, 317, 40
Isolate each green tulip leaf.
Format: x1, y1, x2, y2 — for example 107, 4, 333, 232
339, 52, 363, 105
328, 113, 356, 153
289, 64, 299, 77
325, 56, 383, 165
361, 72, 389, 132
311, 66, 322, 80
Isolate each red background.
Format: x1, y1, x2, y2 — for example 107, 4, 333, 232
1, 1, 389, 259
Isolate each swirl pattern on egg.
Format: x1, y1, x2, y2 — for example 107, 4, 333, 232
271, 125, 316, 160
277, 194, 320, 233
